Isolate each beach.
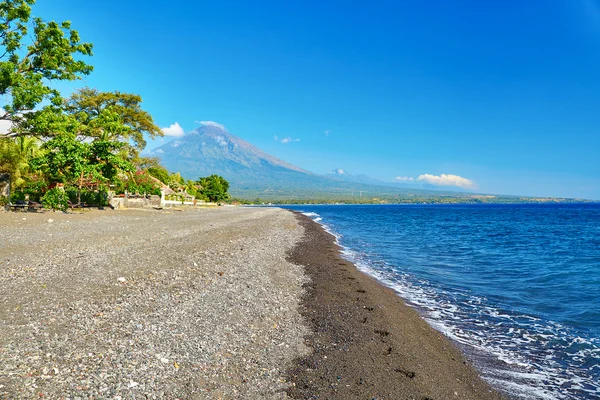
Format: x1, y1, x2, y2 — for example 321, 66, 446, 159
0, 207, 503, 399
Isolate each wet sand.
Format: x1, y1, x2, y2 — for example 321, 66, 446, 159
286, 211, 507, 400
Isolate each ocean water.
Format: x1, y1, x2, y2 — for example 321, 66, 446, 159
283, 204, 600, 400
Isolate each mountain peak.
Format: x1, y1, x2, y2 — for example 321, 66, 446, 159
197, 121, 227, 130
155, 124, 308, 184
330, 168, 346, 175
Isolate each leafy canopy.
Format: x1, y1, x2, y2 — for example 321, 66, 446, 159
197, 174, 230, 203
64, 88, 162, 152
0, 135, 39, 187
31, 131, 134, 187
0, 0, 93, 136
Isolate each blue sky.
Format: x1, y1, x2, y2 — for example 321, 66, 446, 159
33, 0, 600, 199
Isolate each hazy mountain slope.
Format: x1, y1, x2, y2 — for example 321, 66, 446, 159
155, 124, 346, 190
153, 124, 471, 200
324, 168, 386, 185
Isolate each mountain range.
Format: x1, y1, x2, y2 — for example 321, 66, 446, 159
151, 123, 471, 200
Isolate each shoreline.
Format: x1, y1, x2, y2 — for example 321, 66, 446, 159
286, 210, 507, 399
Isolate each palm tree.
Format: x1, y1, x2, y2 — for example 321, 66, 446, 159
0, 136, 40, 189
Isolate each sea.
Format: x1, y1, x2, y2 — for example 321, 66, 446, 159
282, 204, 600, 400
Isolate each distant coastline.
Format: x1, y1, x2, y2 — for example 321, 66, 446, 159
237, 196, 597, 206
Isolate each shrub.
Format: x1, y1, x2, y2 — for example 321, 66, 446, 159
42, 188, 69, 211
124, 170, 161, 196
66, 188, 109, 206
0, 195, 7, 207
22, 180, 46, 202
10, 191, 25, 202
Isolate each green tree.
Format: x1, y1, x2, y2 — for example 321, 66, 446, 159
0, 0, 93, 138
0, 135, 40, 188
30, 124, 134, 203
147, 165, 170, 185
62, 88, 162, 154
30, 131, 88, 185
168, 172, 185, 190
197, 174, 230, 203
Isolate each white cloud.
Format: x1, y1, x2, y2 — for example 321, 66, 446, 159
155, 149, 164, 154
196, 120, 226, 130
324, 130, 330, 136
274, 135, 300, 144
215, 136, 228, 146
417, 173, 477, 189
171, 140, 182, 148
394, 176, 414, 181
161, 122, 185, 137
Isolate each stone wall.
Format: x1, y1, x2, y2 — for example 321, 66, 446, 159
108, 195, 161, 209
0, 174, 9, 196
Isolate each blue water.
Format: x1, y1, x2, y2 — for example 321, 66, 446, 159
283, 204, 600, 400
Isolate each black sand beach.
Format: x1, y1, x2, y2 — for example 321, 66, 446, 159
286, 211, 506, 400
1, 207, 507, 399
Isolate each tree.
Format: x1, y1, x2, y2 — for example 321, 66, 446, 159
197, 174, 229, 203
146, 165, 170, 185
125, 169, 162, 196
62, 88, 162, 154
0, 0, 93, 138
29, 111, 135, 203
0, 135, 40, 188
168, 172, 185, 190
30, 131, 89, 185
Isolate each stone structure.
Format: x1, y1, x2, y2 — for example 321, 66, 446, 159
0, 173, 10, 211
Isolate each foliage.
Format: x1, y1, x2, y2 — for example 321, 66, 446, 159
168, 172, 185, 190
62, 88, 162, 153
0, 0, 93, 137
147, 165, 169, 185
165, 193, 185, 202
30, 123, 134, 189
133, 156, 160, 170
0, 1, 197, 208
30, 132, 86, 184
18, 176, 44, 201
65, 188, 107, 206
41, 187, 68, 211
9, 189, 24, 202
122, 169, 161, 196
0, 194, 7, 206
0, 135, 40, 188
88, 139, 135, 182
197, 174, 229, 203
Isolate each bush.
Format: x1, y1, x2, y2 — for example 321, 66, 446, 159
22, 180, 46, 202
66, 189, 109, 206
0, 195, 7, 207
11, 181, 46, 203
124, 170, 161, 196
42, 188, 69, 211
147, 166, 170, 185
10, 190, 25, 202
